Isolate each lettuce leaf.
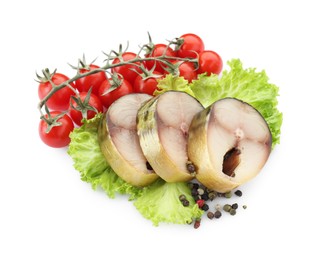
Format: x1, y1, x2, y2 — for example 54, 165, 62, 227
67, 114, 142, 200
134, 179, 203, 226
154, 73, 194, 96
67, 58, 282, 226
190, 59, 282, 148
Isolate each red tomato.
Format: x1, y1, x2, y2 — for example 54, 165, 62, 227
98, 79, 133, 109
198, 50, 223, 75
111, 52, 141, 85
177, 33, 205, 58
38, 73, 75, 111
39, 111, 74, 148
74, 64, 107, 96
69, 92, 104, 126
134, 72, 163, 95
176, 62, 197, 82
145, 44, 176, 73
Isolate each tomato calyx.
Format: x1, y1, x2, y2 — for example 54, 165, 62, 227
70, 88, 98, 120
40, 106, 66, 133
105, 43, 131, 63
163, 61, 184, 76
69, 54, 97, 72
172, 37, 184, 51
36, 68, 57, 83
100, 72, 124, 96
142, 32, 156, 56
137, 64, 163, 80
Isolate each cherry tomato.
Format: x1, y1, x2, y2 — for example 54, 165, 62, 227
198, 50, 223, 75
177, 33, 205, 58
69, 92, 104, 126
98, 78, 133, 109
145, 44, 176, 73
176, 62, 197, 82
38, 73, 75, 111
111, 52, 141, 85
39, 111, 74, 148
74, 64, 107, 96
134, 72, 163, 95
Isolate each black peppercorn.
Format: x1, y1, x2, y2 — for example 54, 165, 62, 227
182, 200, 190, 207
234, 190, 242, 197
214, 210, 222, 219
201, 193, 209, 201
232, 203, 238, 210
202, 204, 209, 211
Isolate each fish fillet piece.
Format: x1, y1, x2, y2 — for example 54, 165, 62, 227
98, 93, 158, 187
188, 98, 272, 192
137, 91, 204, 182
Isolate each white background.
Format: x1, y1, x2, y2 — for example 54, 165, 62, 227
1, 0, 318, 259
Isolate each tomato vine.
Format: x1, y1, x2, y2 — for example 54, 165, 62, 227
37, 35, 198, 132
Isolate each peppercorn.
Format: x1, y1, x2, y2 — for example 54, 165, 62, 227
207, 211, 214, 219
215, 204, 221, 211
208, 191, 217, 201
229, 209, 236, 216
243, 205, 247, 209
217, 192, 224, 197
234, 190, 242, 197
202, 204, 209, 211
214, 210, 222, 219
191, 188, 198, 197
197, 188, 204, 195
188, 182, 194, 189
186, 162, 196, 173
223, 204, 231, 212
179, 194, 186, 201
196, 199, 205, 208
232, 203, 238, 210
224, 191, 232, 198
194, 219, 201, 229
192, 183, 199, 189
182, 199, 190, 207
201, 193, 209, 201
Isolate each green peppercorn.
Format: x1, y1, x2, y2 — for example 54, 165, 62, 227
179, 194, 186, 201
224, 191, 232, 198
214, 210, 222, 219
208, 191, 217, 200
243, 205, 247, 209
194, 195, 201, 201
188, 182, 194, 189
229, 209, 236, 215
223, 204, 232, 212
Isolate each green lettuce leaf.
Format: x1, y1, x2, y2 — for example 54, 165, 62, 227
155, 74, 194, 96
190, 59, 283, 148
134, 179, 203, 226
67, 114, 142, 200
